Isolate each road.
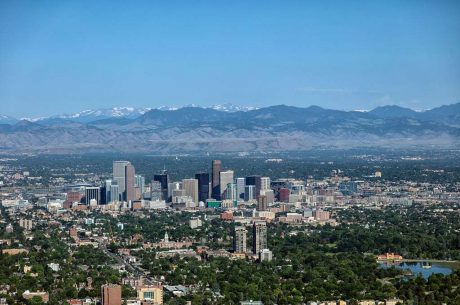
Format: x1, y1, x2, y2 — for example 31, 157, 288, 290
100, 244, 154, 285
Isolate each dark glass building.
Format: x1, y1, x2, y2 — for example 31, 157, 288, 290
195, 172, 210, 203
153, 170, 169, 202
246, 175, 261, 199
211, 160, 222, 200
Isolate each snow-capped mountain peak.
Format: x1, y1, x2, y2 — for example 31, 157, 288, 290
152, 103, 257, 112
12, 103, 257, 123
156, 106, 179, 111
56, 107, 151, 119
0, 114, 19, 124
209, 103, 258, 112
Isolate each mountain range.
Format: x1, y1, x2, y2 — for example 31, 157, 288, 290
6, 104, 259, 124
0, 103, 459, 153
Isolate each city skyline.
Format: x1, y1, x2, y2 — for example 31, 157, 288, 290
1, 151, 459, 303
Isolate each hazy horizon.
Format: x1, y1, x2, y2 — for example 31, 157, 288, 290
1, 1, 459, 117
3, 101, 460, 121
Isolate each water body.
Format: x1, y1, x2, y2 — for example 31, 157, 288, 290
379, 262, 454, 279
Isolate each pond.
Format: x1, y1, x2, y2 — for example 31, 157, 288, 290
379, 261, 456, 279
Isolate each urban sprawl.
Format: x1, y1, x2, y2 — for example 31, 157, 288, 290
1, 157, 459, 305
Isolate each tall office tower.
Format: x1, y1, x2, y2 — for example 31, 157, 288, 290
101, 284, 122, 305
231, 182, 238, 200
141, 175, 146, 193
195, 172, 210, 203
85, 187, 100, 205
110, 183, 119, 203
246, 175, 262, 198
261, 189, 275, 204
104, 180, 112, 204
134, 187, 141, 201
252, 221, 268, 255
182, 178, 199, 204
153, 170, 169, 201
151, 181, 162, 201
233, 226, 247, 253
135, 175, 145, 194
236, 177, 245, 199
125, 163, 136, 202
244, 185, 256, 201
100, 185, 107, 205
219, 170, 234, 199
224, 183, 237, 200
113, 161, 130, 201
211, 160, 222, 199
261, 177, 271, 191
258, 195, 268, 211
172, 189, 186, 203
168, 182, 181, 199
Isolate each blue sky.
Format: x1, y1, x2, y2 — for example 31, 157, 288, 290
1, 0, 459, 117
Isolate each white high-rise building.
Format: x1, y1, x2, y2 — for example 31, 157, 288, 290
110, 184, 119, 203
261, 177, 271, 192
219, 170, 234, 198
168, 182, 181, 198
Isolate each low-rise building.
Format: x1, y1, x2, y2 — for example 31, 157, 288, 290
136, 285, 163, 304
2, 248, 28, 255
189, 217, 202, 229
48, 263, 60, 272
376, 253, 403, 261
259, 249, 273, 262
23, 291, 49, 303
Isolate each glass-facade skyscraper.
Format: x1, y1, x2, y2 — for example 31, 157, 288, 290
211, 160, 222, 200
195, 172, 210, 203
112, 161, 135, 202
